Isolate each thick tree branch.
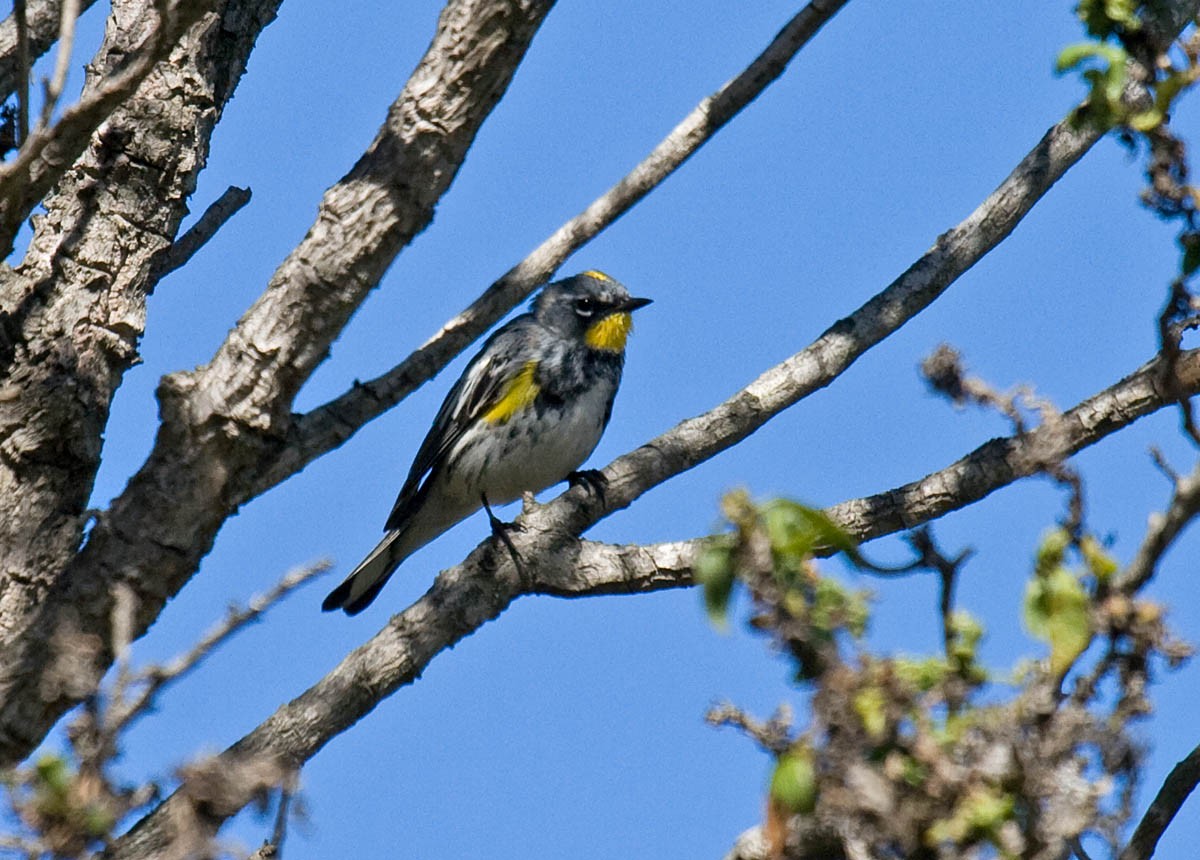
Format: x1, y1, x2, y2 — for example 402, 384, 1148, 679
0, 0, 99, 100
107, 345, 1200, 855
0, 0, 286, 761
1119, 741, 1200, 860
0, 0, 283, 637
0, 0, 219, 258
0, 0, 556, 768
255, 0, 852, 493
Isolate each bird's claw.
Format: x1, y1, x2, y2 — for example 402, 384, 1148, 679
567, 469, 608, 505
482, 494, 525, 574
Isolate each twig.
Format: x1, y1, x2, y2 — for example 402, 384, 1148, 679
37, 0, 78, 128
270, 776, 293, 856
705, 702, 795, 756
1155, 280, 1200, 447
904, 527, 972, 659
1118, 741, 1200, 860
1115, 460, 1200, 594
154, 185, 252, 278
13, 0, 28, 145
104, 560, 330, 735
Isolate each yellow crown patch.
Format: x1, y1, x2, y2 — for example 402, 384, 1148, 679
582, 269, 614, 283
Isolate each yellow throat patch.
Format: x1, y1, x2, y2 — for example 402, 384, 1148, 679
482, 361, 540, 425
585, 312, 633, 353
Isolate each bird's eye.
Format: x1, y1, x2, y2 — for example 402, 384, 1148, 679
574, 298, 597, 317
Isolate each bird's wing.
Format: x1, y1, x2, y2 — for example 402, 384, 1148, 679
384, 317, 539, 531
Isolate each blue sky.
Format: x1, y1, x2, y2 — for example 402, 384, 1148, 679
34, 1, 1200, 857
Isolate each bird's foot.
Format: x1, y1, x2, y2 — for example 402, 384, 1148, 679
482, 494, 524, 574
520, 490, 542, 516
567, 469, 608, 506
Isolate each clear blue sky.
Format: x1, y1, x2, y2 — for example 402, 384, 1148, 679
44, 1, 1200, 856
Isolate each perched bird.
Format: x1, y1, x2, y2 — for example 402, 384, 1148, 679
322, 270, 652, 615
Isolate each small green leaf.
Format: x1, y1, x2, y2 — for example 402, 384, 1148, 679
1034, 528, 1070, 576
1079, 534, 1118, 581
1024, 565, 1091, 676
696, 542, 736, 629
853, 686, 888, 741
34, 754, 72, 796
770, 748, 818, 814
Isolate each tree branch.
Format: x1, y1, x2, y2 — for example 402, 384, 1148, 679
0, 0, 99, 101
0, 0, 557, 768
1118, 742, 1200, 860
1116, 459, 1200, 594
152, 184, 252, 279
254, 0, 852, 493
104, 342, 1200, 859
0, 0, 220, 257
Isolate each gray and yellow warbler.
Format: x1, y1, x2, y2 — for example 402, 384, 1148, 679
323, 271, 651, 615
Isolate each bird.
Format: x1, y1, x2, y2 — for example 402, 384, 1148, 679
322, 270, 652, 615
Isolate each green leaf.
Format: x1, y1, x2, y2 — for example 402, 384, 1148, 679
1079, 534, 1118, 581
1024, 565, 1091, 676
770, 749, 818, 814
1034, 528, 1070, 577
34, 754, 71, 796
853, 686, 888, 741
696, 542, 736, 629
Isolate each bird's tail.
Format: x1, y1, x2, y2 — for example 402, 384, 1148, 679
322, 529, 413, 615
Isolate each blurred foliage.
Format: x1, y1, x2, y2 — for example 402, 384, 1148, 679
1057, 2, 1200, 278
701, 490, 1191, 860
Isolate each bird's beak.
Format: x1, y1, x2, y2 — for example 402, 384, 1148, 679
617, 296, 653, 312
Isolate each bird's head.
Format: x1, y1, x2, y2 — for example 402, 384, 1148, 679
534, 270, 652, 352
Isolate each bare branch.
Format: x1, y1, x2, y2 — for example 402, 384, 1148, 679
257, 0, 853, 492
153, 185, 252, 279
0, 0, 98, 100
105, 345, 1200, 855
1119, 742, 1200, 860
105, 561, 330, 736
1116, 460, 1200, 594
13, 0, 29, 144
36, 0, 80, 129
0, 0, 557, 767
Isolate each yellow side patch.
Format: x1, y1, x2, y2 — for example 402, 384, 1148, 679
482, 361, 540, 425
582, 269, 614, 283
585, 312, 633, 352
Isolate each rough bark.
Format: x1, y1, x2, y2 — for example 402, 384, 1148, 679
0, 0, 556, 767
106, 345, 1200, 859
0, 0, 100, 100
0, 0, 283, 757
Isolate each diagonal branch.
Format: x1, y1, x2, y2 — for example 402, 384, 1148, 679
0, 0, 98, 102
1116, 459, 1200, 594
253, 0, 852, 494
1119, 741, 1200, 860
0, 0, 845, 763
106, 346, 1200, 858
152, 184, 252, 279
